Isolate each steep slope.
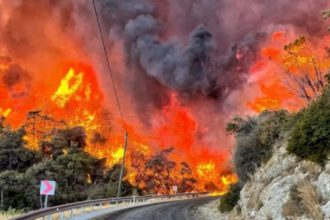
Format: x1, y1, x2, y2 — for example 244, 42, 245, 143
197, 137, 330, 219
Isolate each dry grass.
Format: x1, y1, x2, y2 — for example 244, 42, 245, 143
0, 210, 22, 220
243, 178, 264, 211
221, 206, 244, 220
0, 205, 106, 220
282, 197, 302, 219
297, 181, 323, 220
299, 161, 322, 180
283, 181, 323, 220
246, 188, 263, 211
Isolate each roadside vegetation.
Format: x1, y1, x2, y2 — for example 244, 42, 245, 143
0, 115, 197, 212
0, 209, 23, 220
226, 110, 290, 184
288, 88, 330, 165
0, 121, 133, 211
218, 183, 242, 213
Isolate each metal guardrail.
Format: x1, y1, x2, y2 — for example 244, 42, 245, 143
11, 192, 208, 220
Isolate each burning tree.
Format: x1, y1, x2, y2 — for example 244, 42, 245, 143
133, 147, 196, 194
143, 147, 176, 194
179, 162, 197, 192
23, 110, 67, 151
40, 126, 87, 159
281, 37, 330, 102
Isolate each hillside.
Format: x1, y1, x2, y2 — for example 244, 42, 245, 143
234, 140, 328, 219
198, 136, 330, 219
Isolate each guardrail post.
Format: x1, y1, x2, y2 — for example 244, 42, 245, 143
81, 206, 84, 215
60, 212, 64, 220
70, 209, 73, 218
133, 196, 136, 204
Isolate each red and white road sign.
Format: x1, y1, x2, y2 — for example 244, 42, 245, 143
40, 180, 56, 195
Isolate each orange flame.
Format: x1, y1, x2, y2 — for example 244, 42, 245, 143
0, 108, 11, 118
197, 161, 216, 178
247, 31, 330, 113
51, 68, 84, 108
1, 64, 235, 194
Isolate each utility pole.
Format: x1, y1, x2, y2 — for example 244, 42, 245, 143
1, 188, 3, 208
117, 131, 128, 197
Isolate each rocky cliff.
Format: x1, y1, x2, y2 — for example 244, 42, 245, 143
198, 137, 330, 220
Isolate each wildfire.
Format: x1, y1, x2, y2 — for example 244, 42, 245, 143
247, 32, 330, 113
2, 0, 330, 198
247, 97, 281, 112
1, 40, 313, 194
0, 108, 11, 118
111, 147, 124, 164
197, 161, 216, 177
51, 68, 84, 108
22, 135, 38, 151
221, 174, 238, 186
0, 62, 237, 194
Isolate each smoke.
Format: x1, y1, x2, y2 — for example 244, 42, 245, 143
0, 57, 31, 98
2, 64, 31, 98
95, 0, 329, 112
98, 0, 265, 102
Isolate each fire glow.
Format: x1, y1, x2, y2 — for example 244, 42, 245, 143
247, 32, 330, 112
0, 62, 236, 193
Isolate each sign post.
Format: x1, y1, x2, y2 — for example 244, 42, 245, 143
173, 185, 178, 194
40, 180, 56, 208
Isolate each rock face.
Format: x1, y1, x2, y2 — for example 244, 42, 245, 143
198, 139, 330, 220
238, 139, 328, 220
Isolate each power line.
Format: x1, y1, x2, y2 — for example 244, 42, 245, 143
92, 0, 128, 198
92, 0, 124, 121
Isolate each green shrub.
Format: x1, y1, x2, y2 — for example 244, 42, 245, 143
230, 112, 288, 183
259, 110, 289, 147
218, 183, 242, 213
226, 116, 244, 135
234, 129, 265, 183
288, 90, 330, 165
227, 109, 311, 184
281, 110, 305, 133
229, 116, 265, 183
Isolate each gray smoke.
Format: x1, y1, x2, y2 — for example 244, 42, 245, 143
97, 0, 262, 99
136, 25, 215, 94
96, 0, 329, 104
0, 61, 31, 98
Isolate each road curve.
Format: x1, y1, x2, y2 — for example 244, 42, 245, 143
100, 197, 217, 220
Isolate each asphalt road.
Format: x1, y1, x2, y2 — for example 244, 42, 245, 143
101, 197, 217, 220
